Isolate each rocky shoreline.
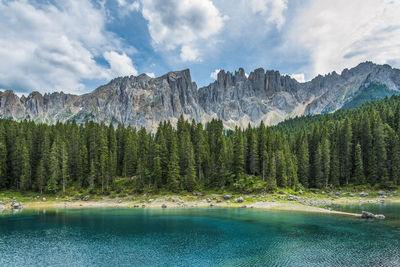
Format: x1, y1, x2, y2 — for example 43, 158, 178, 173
2, 190, 398, 218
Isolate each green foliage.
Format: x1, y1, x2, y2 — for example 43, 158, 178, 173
1, 95, 400, 193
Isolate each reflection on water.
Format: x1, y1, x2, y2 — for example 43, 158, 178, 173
1, 207, 399, 266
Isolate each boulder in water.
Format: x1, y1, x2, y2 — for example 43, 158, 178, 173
361, 211, 375, 219
361, 211, 385, 219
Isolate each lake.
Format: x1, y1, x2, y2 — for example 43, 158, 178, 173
1, 206, 400, 266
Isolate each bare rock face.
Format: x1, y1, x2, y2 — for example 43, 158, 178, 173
0, 62, 399, 130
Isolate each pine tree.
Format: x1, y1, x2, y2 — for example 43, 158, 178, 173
61, 142, 69, 196
390, 137, 400, 185
89, 160, 96, 191
340, 118, 353, 185
0, 141, 7, 189
233, 127, 245, 180
266, 153, 277, 191
19, 139, 30, 191
321, 138, 331, 187
35, 158, 45, 194
48, 141, 60, 192
152, 144, 162, 190
353, 142, 366, 185
374, 120, 388, 185
276, 150, 287, 187
296, 134, 309, 187
167, 135, 180, 192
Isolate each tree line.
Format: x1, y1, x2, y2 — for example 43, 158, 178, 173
0, 95, 400, 194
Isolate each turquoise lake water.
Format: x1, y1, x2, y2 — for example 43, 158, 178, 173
1, 206, 400, 266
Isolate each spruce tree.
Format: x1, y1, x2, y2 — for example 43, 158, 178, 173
167, 135, 180, 192
353, 143, 366, 185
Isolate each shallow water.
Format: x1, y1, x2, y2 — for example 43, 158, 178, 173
1, 207, 399, 266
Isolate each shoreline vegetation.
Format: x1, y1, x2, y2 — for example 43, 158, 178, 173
2, 190, 399, 218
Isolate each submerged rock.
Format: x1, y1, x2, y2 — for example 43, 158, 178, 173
361, 211, 375, 219
361, 211, 385, 219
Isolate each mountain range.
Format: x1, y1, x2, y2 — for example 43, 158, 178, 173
0, 61, 399, 131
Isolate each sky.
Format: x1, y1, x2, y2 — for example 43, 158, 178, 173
0, 0, 400, 95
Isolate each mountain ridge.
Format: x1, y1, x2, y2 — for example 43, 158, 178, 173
0, 61, 399, 131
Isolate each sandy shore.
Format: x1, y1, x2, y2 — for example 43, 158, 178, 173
7, 197, 361, 217
3, 193, 399, 218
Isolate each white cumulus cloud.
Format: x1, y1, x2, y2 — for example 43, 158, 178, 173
210, 69, 221, 80
104, 51, 138, 77
180, 46, 201, 62
287, 0, 400, 77
250, 0, 288, 29
140, 0, 226, 62
289, 73, 305, 83
0, 0, 136, 94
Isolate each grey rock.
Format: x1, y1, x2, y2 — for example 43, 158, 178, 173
223, 194, 232, 200
193, 192, 205, 196
206, 198, 212, 203
11, 201, 23, 209
148, 199, 154, 203
82, 196, 90, 201
298, 190, 303, 195
241, 205, 247, 208
360, 192, 369, 197
118, 200, 122, 203
142, 204, 146, 208
134, 204, 139, 208
361, 211, 375, 219
377, 191, 386, 196
210, 203, 215, 207
42, 197, 46, 202
237, 197, 245, 203
374, 214, 385, 219
217, 200, 222, 203
161, 204, 167, 208
279, 190, 285, 194
2, 62, 398, 131
349, 193, 356, 197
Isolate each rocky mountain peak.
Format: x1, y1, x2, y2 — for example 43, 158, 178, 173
0, 62, 399, 131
